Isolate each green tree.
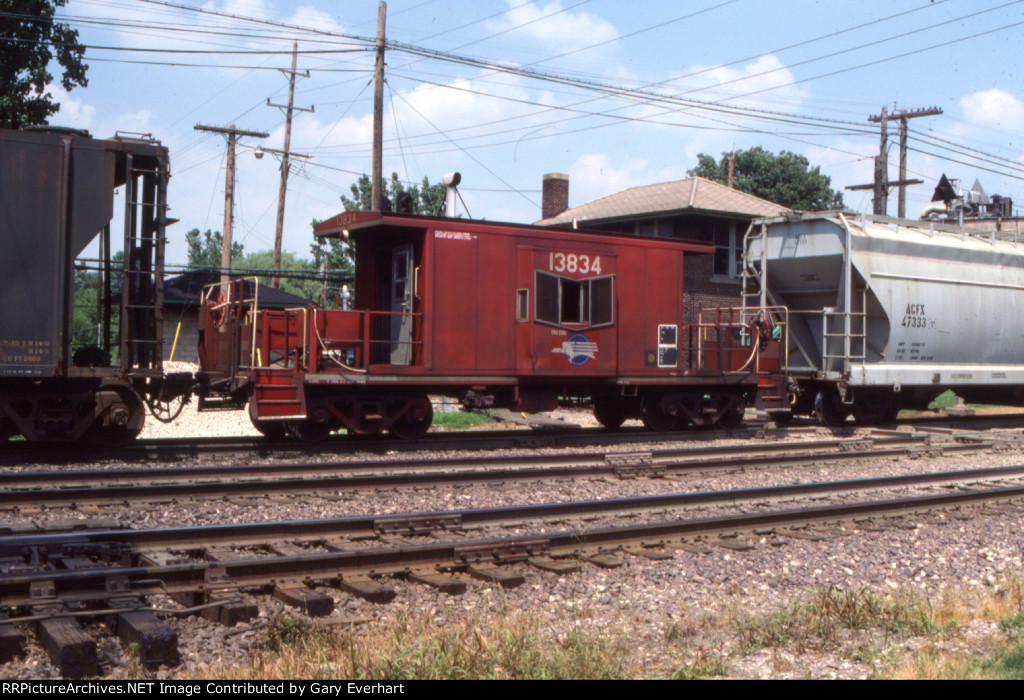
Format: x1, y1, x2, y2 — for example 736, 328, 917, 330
185, 228, 244, 270
71, 250, 122, 359
688, 147, 844, 211
235, 249, 321, 302
340, 172, 447, 215
0, 0, 88, 128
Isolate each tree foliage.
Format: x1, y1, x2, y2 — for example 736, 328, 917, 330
185, 228, 244, 270
235, 249, 321, 302
688, 147, 844, 211
71, 251, 122, 357
340, 172, 447, 215
0, 0, 88, 128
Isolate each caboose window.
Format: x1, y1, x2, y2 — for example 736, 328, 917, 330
590, 277, 613, 326
535, 271, 614, 329
536, 273, 559, 325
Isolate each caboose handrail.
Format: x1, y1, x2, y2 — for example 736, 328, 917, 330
696, 305, 789, 374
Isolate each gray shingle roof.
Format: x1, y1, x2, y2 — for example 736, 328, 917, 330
535, 176, 788, 226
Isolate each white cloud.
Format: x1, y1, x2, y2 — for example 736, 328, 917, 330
285, 6, 346, 35
960, 89, 1024, 131
485, 1, 619, 52
567, 152, 683, 208
671, 54, 810, 112
45, 83, 95, 130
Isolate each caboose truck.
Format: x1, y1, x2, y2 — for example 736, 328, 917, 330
744, 210, 1024, 426
198, 210, 787, 440
0, 127, 191, 445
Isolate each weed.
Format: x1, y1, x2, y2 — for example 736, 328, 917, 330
664, 618, 700, 645
265, 615, 316, 652
735, 603, 803, 652
668, 650, 729, 680
1002, 612, 1024, 635
432, 409, 494, 429
928, 390, 960, 411
243, 612, 630, 680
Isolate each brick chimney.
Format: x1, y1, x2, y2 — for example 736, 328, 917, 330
541, 172, 569, 220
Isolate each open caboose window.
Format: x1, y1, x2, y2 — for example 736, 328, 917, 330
534, 271, 614, 329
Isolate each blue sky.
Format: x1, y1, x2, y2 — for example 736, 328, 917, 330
46, 0, 1024, 265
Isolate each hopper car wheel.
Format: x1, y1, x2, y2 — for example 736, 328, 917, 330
592, 400, 627, 430
814, 390, 850, 427
641, 393, 679, 432
87, 390, 144, 448
852, 393, 903, 426
286, 419, 334, 443
389, 395, 434, 440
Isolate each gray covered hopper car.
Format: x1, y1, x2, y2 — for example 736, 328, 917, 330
744, 211, 1024, 425
0, 127, 187, 444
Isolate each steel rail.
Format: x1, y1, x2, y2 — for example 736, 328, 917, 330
2, 476, 1024, 608
0, 434, 966, 509
3, 462, 1023, 553
2, 410, 1021, 466
0, 420, 877, 465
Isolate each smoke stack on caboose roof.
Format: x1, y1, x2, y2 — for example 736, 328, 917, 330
443, 172, 461, 217
542, 172, 569, 220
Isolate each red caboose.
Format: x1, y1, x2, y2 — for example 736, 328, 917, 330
198, 212, 776, 440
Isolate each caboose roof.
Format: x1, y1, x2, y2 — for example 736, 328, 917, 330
313, 210, 714, 254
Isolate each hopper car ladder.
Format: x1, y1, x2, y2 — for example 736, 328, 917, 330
118, 153, 169, 379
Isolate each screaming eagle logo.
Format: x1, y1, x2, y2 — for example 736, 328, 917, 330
553, 334, 598, 367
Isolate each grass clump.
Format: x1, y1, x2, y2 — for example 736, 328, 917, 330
735, 586, 956, 653
432, 409, 494, 429
667, 650, 730, 680
241, 613, 630, 680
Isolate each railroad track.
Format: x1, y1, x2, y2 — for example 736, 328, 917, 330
0, 431, 996, 512
2, 464, 1024, 676
4, 410, 1021, 466
0, 423, 800, 466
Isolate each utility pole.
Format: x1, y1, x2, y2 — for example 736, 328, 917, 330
846, 105, 942, 217
267, 42, 314, 288
371, 1, 387, 212
873, 106, 889, 216
194, 124, 269, 288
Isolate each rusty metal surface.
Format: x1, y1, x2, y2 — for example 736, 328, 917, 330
0, 433, 940, 508
1, 480, 1024, 609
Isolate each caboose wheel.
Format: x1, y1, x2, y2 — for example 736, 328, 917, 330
592, 400, 627, 430
641, 393, 679, 432
389, 395, 433, 440
251, 419, 288, 439
715, 401, 745, 430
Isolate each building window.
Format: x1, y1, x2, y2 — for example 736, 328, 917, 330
713, 222, 741, 280
535, 271, 615, 328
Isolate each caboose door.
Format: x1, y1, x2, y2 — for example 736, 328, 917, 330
390, 244, 414, 365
